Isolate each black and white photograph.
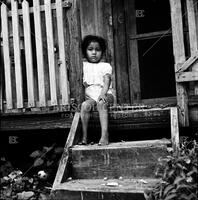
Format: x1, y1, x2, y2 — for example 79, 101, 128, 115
0, 0, 198, 199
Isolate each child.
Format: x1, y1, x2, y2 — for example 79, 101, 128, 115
80, 35, 114, 146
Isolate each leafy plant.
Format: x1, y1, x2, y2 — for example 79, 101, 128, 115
0, 144, 63, 200
145, 137, 198, 200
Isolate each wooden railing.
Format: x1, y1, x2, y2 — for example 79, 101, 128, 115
0, 0, 79, 113
170, 0, 198, 126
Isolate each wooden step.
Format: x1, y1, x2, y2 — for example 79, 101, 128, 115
52, 178, 159, 200
71, 139, 170, 179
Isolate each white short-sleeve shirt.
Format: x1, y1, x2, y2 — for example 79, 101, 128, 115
83, 62, 113, 101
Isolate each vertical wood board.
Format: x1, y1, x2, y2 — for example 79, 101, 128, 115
169, 0, 189, 126
45, 0, 57, 105
33, 0, 46, 107
11, 0, 23, 108
56, 0, 69, 105
1, 4, 13, 109
22, 0, 35, 107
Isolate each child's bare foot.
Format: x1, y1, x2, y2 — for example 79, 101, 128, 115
98, 138, 109, 146
78, 139, 87, 145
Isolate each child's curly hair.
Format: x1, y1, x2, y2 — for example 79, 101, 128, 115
81, 35, 107, 59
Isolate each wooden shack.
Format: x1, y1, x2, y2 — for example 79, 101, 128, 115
1, 0, 198, 130
1, 0, 198, 199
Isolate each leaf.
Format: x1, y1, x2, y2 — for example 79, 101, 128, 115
29, 150, 42, 158
163, 185, 175, 196
33, 158, 44, 167
174, 176, 185, 185
164, 193, 177, 200
47, 160, 53, 166
176, 184, 192, 190
179, 194, 192, 200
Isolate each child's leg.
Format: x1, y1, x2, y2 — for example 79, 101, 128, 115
97, 94, 114, 145
97, 100, 109, 145
80, 99, 95, 144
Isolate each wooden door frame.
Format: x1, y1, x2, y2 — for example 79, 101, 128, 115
124, 0, 177, 105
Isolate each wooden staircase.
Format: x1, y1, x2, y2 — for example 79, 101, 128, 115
51, 107, 180, 200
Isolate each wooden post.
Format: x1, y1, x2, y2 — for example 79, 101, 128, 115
186, 0, 198, 94
103, 0, 117, 104
112, 0, 131, 104
170, 107, 179, 153
169, 0, 189, 126
125, 0, 141, 103
67, 0, 84, 104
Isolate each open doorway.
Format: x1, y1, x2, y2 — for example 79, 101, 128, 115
123, 0, 176, 103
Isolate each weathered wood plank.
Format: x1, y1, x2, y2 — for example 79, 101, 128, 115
52, 179, 159, 200
7, 2, 72, 17
71, 143, 168, 179
186, 0, 198, 94
169, 0, 189, 126
80, 0, 103, 37
103, 0, 117, 104
170, 107, 179, 152
67, 0, 84, 104
129, 30, 172, 40
33, 0, 46, 107
176, 71, 198, 82
1, 112, 73, 131
176, 51, 198, 72
56, 0, 69, 105
54, 178, 160, 193
22, 0, 35, 107
125, 0, 141, 103
11, 0, 23, 108
53, 112, 81, 189
1, 3, 13, 109
112, 0, 130, 104
45, 0, 57, 106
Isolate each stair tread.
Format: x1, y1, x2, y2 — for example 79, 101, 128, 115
54, 178, 160, 193
72, 139, 171, 150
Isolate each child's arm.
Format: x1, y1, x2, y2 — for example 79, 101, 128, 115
98, 74, 111, 102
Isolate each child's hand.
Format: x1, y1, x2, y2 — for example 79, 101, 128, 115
83, 82, 89, 88
97, 94, 107, 103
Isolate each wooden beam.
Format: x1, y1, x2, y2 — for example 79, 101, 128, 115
176, 51, 198, 72
186, 0, 198, 94
169, 0, 189, 126
170, 107, 179, 152
52, 112, 81, 190
67, 0, 84, 104
111, 0, 130, 104
7, 2, 72, 16
176, 71, 198, 82
129, 30, 172, 40
125, 0, 141, 103
1, 112, 73, 131
103, 0, 117, 104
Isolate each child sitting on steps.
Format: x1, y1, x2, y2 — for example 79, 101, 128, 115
80, 35, 114, 146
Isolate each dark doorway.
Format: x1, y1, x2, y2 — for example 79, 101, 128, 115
124, 0, 176, 103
